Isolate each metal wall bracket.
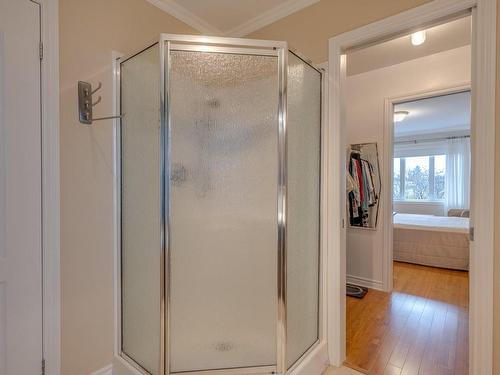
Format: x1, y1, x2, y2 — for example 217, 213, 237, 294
78, 81, 123, 125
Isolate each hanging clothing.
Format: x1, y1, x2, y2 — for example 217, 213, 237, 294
349, 159, 361, 207
346, 172, 356, 194
348, 157, 361, 223
361, 159, 377, 207
347, 153, 378, 227
355, 159, 364, 203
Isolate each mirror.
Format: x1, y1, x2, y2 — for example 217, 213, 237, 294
347, 143, 381, 229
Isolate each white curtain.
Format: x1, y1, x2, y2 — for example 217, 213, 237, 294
445, 137, 471, 212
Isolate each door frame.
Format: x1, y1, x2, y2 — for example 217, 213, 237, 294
327, 0, 496, 373
382, 83, 472, 293
33, 1, 61, 374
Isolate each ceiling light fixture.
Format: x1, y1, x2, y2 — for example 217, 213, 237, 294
394, 110, 410, 123
411, 30, 426, 46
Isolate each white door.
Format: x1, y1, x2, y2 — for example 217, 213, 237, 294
0, 1, 43, 374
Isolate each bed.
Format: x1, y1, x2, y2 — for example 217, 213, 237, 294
393, 213, 470, 270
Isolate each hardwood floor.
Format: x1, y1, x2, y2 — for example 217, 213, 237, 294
345, 262, 469, 375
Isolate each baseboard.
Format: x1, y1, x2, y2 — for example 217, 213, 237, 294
346, 274, 384, 291
90, 364, 113, 375
289, 341, 329, 375
113, 355, 144, 375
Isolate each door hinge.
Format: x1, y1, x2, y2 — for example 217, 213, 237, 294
41, 359, 46, 375
469, 226, 475, 241
39, 42, 43, 61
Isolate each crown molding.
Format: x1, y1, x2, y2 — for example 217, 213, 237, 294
226, 0, 320, 37
146, 0, 319, 37
145, 0, 223, 35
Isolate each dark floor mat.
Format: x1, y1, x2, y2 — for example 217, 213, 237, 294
346, 283, 368, 298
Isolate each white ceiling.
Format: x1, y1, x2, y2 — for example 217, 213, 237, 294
146, 0, 319, 36
394, 91, 471, 138
347, 16, 471, 76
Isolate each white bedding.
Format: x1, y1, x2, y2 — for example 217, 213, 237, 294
393, 213, 469, 233
393, 213, 470, 270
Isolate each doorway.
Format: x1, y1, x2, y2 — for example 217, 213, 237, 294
327, 1, 496, 374
345, 17, 471, 374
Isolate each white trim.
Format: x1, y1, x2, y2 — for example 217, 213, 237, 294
145, 0, 223, 35
469, 3, 496, 373
145, 0, 319, 37
383, 84, 471, 293
90, 364, 113, 375
288, 342, 329, 375
328, 1, 495, 374
317, 61, 346, 368
37, 1, 61, 375
327, 48, 347, 367
346, 275, 384, 291
319, 61, 329, 347
227, 0, 320, 37
113, 355, 145, 375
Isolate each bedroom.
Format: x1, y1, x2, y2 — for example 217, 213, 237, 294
344, 15, 471, 374
392, 91, 471, 271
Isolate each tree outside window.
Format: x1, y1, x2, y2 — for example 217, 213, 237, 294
393, 155, 446, 201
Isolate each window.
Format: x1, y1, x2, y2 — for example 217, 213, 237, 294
393, 155, 446, 201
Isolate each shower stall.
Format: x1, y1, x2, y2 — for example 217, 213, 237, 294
117, 34, 323, 375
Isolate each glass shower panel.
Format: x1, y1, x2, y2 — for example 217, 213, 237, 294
169, 50, 279, 373
120, 45, 162, 375
286, 52, 322, 368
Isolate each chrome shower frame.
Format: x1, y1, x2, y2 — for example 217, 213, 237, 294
115, 34, 323, 375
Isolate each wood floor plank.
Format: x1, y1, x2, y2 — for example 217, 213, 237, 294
382, 364, 402, 375
346, 262, 469, 375
418, 301, 447, 375
400, 299, 435, 375
387, 295, 426, 369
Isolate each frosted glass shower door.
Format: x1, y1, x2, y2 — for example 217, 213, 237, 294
120, 45, 162, 375
286, 52, 322, 369
168, 50, 279, 373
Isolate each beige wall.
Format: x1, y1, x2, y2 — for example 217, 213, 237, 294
250, 0, 500, 372
59, 1, 196, 374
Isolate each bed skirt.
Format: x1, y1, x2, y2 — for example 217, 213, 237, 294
393, 227, 469, 270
